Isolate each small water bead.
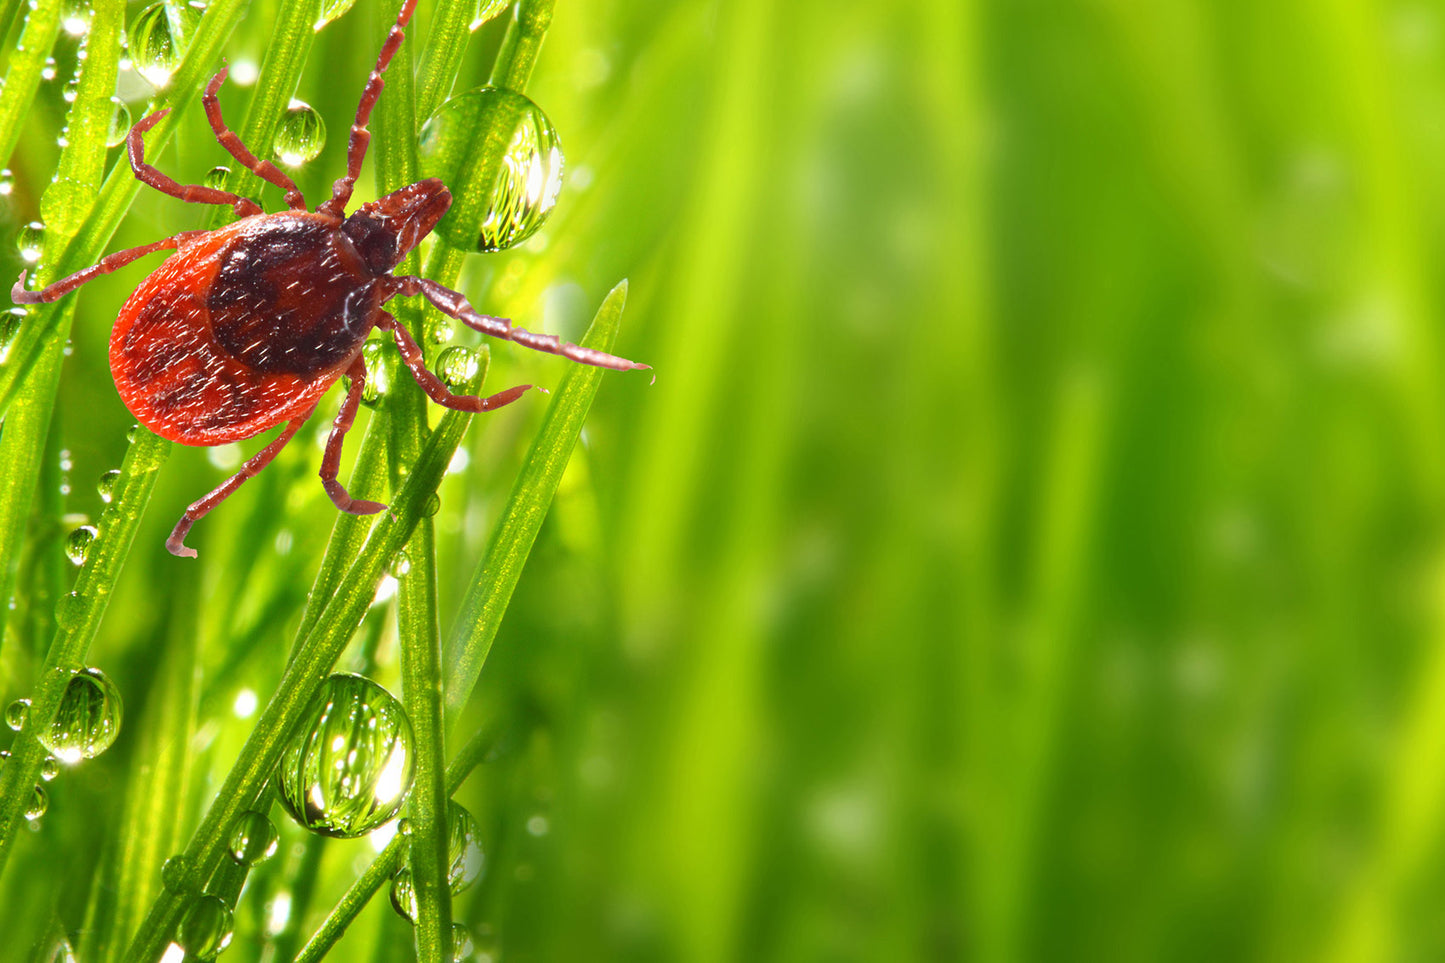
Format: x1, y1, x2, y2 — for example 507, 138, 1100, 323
65, 525, 97, 565
360, 341, 393, 406
388, 550, 411, 579
41, 58, 57, 82
39, 667, 122, 762
228, 809, 279, 866
161, 854, 193, 893
426, 315, 454, 345
128, 0, 202, 88
17, 221, 45, 264
0, 168, 13, 196
451, 924, 475, 962
469, 0, 508, 30
106, 97, 132, 148
418, 87, 564, 252
175, 894, 234, 960
126, 423, 139, 443
62, 80, 78, 103
388, 867, 416, 922
423, 493, 441, 518
25, 784, 47, 821
54, 591, 86, 630
40, 756, 59, 781
437, 345, 479, 388
60, 0, 91, 36
274, 100, 326, 166
0, 309, 23, 362
314, 0, 357, 30
276, 673, 415, 838
204, 165, 230, 190
6, 698, 30, 731
98, 469, 121, 503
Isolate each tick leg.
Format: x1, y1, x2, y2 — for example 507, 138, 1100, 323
375, 312, 537, 413
318, 0, 421, 217
203, 66, 308, 211
12, 231, 210, 304
320, 354, 386, 514
387, 276, 652, 373
128, 109, 264, 219
166, 413, 313, 559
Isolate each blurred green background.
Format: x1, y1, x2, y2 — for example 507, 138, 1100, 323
9, 0, 1445, 960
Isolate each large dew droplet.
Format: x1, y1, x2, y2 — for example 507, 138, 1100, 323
128, 1, 202, 88
175, 894, 234, 961
388, 800, 486, 921
65, 525, 96, 566
39, 667, 122, 763
228, 809, 279, 866
204, 165, 230, 190
418, 86, 564, 252
274, 100, 326, 167
451, 923, 474, 962
437, 346, 479, 388
276, 673, 415, 838
106, 97, 132, 148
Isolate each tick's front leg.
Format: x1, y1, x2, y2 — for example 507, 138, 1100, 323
374, 312, 537, 413
320, 354, 386, 514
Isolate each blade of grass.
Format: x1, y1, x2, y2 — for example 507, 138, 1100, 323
0, 0, 62, 169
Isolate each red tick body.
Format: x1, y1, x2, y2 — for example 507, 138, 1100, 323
12, 0, 647, 557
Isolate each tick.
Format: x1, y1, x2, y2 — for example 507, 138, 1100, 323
12, 0, 647, 558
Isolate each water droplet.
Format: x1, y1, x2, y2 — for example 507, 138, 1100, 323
0, 308, 23, 361
0, 168, 14, 197
397, 816, 413, 836
25, 784, 47, 820
126, 423, 139, 443
128, 0, 202, 88
55, 591, 86, 630
314, 0, 356, 29
437, 345, 479, 388
274, 99, 325, 166
228, 809, 279, 866
6, 698, 31, 731
387, 801, 485, 922
426, 315, 454, 345
388, 550, 411, 579
276, 673, 415, 838
107, 97, 132, 148
65, 525, 97, 565
61, 0, 91, 35
388, 867, 416, 922
423, 493, 441, 517
38, 667, 122, 762
451, 923, 475, 962
204, 165, 230, 190
361, 341, 393, 407
469, 0, 508, 30
161, 854, 192, 892
175, 894, 234, 960
41, 57, 57, 82
17, 221, 45, 264
62, 80, 78, 103
419, 87, 564, 252
40, 756, 59, 781
98, 468, 121, 503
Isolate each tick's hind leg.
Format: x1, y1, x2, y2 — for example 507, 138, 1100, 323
167, 412, 313, 558
320, 355, 386, 514
375, 312, 537, 413
389, 276, 651, 373
12, 231, 209, 304
128, 110, 263, 219
203, 67, 308, 211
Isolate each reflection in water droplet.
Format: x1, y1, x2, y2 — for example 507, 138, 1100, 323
65, 525, 97, 566
361, 341, 392, 407
423, 493, 441, 518
276, 673, 415, 837
388, 550, 411, 579
469, 0, 508, 30
419, 87, 564, 252
274, 100, 326, 166
17, 221, 45, 264
107, 97, 132, 148
175, 894, 234, 960
128, 0, 202, 88
0, 309, 22, 362
6, 699, 30, 731
39, 667, 122, 762
98, 468, 121, 503
25, 784, 47, 821
126, 423, 139, 443
228, 809, 279, 866
40, 756, 59, 781
314, 0, 356, 29
62, 80, 78, 104
437, 346, 479, 388
388, 867, 416, 922
204, 165, 230, 190
61, 0, 91, 35
451, 923, 475, 961
388, 800, 486, 922
426, 315, 454, 345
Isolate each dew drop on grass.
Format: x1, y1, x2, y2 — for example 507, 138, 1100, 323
387, 800, 486, 922
451, 923, 475, 962
126, 423, 139, 443
106, 97, 132, 148
228, 809, 279, 866
276, 673, 415, 837
423, 493, 441, 517
98, 469, 121, 503
41, 57, 57, 82
38, 667, 122, 762
0, 168, 14, 197
388, 550, 411, 579
274, 100, 326, 167
25, 784, 47, 821
161, 854, 192, 892
0, 309, 23, 361
128, 0, 202, 88
65, 525, 97, 565
314, 0, 356, 30
388, 867, 416, 922
62, 80, 78, 103
204, 165, 230, 190
361, 341, 393, 407
17, 221, 44, 264
5, 698, 30, 731
55, 592, 86, 630
437, 345, 479, 388
469, 0, 507, 30
418, 86, 564, 252
175, 894, 234, 960
61, 0, 91, 36
40, 756, 59, 781
426, 315, 454, 345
